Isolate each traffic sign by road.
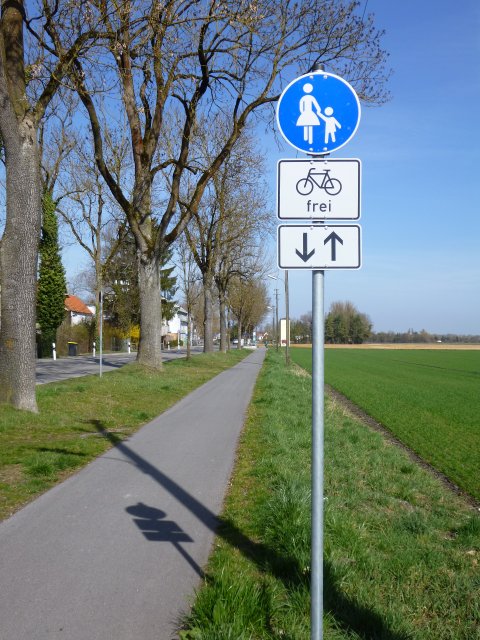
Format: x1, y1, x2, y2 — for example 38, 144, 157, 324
277, 158, 361, 220
277, 224, 361, 269
276, 71, 361, 155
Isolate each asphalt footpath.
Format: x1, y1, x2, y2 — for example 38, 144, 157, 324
0, 347, 266, 640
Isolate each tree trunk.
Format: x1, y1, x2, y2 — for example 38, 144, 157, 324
226, 307, 231, 350
0, 118, 42, 412
94, 222, 104, 346
218, 291, 228, 353
203, 274, 214, 353
186, 310, 191, 360
136, 254, 163, 368
237, 319, 243, 349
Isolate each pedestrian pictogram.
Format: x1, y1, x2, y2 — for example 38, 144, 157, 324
276, 71, 361, 155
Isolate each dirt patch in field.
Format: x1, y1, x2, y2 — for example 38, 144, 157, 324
291, 363, 311, 378
0, 464, 24, 485
325, 343, 480, 350
325, 384, 480, 511
291, 344, 480, 350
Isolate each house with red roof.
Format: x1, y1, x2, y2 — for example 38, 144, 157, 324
64, 295, 94, 326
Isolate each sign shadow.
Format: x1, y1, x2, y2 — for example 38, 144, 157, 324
126, 502, 203, 578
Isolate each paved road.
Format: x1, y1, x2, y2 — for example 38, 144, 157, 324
0, 347, 265, 640
36, 347, 205, 384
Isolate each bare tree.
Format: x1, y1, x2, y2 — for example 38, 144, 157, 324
174, 234, 201, 359
213, 185, 273, 351
54, 0, 390, 370
184, 120, 271, 352
229, 275, 269, 348
56, 133, 129, 325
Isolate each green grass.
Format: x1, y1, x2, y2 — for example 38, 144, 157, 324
289, 347, 480, 501
181, 350, 480, 639
0, 350, 249, 521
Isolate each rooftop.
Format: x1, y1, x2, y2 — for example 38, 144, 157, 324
65, 295, 94, 316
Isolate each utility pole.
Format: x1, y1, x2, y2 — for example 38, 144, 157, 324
274, 288, 279, 351
285, 270, 290, 365
268, 273, 290, 365
99, 290, 103, 377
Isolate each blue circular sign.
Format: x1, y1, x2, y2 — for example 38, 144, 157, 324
276, 71, 361, 155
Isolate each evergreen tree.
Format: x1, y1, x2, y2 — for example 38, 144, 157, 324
36, 191, 67, 357
160, 260, 178, 323
103, 230, 177, 335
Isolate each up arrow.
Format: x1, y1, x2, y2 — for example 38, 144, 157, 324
324, 231, 343, 261
296, 232, 315, 262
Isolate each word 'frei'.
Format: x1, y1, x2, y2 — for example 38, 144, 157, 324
306, 200, 332, 214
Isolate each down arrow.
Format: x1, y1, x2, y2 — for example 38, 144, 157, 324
324, 231, 343, 261
296, 233, 315, 262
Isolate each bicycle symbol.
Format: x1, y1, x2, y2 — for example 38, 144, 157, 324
295, 168, 342, 196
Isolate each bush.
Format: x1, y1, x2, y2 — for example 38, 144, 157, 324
56, 321, 92, 356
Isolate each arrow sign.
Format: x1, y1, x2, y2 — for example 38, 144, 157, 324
277, 224, 361, 270
324, 231, 343, 261
296, 233, 316, 262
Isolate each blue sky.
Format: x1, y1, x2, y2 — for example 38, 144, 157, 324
268, 0, 480, 335
57, 1, 480, 336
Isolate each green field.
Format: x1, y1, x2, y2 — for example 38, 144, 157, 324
290, 347, 480, 501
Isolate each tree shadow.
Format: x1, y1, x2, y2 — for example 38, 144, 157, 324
89, 419, 410, 639
35, 446, 88, 458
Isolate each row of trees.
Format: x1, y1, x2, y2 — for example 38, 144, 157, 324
288, 305, 480, 346
0, 0, 390, 411
370, 330, 480, 344
288, 302, 372, 344
325, 301, 372, 344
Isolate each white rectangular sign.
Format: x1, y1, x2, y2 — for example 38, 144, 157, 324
277, 159, 361, 220
277, 224, 361, 270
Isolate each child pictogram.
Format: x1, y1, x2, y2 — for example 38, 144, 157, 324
319, 106, 341, 143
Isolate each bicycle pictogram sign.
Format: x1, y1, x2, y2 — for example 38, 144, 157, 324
276, 159, 361, 220
295, 167, 342, 197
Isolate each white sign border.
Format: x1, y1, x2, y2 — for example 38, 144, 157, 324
277, 223, 362, 270
276, 158, 361, 221
275, 71, 361, 155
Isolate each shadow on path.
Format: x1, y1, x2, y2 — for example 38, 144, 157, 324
126, 502, 204, 578
90, 419, 410, 639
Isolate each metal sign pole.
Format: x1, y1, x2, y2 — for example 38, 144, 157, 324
311, 268, 325, 639
99, 290, 103, 378
275, 61, 361, 640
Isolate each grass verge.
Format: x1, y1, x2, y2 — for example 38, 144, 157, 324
0, 350, 249, 522
181, 350, 479, 639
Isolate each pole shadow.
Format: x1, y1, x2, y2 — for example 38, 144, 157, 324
89, 419, 410, 639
